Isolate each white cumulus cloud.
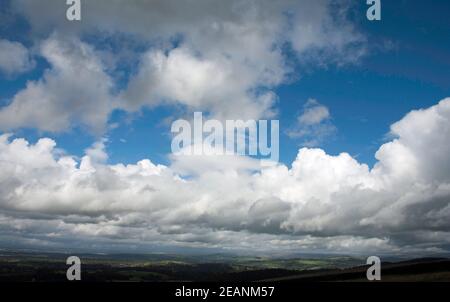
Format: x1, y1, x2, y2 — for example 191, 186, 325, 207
3, 0, 366, 130
0, 39, 34, 75
0, 35, 116, 134
0, 98, 449, 255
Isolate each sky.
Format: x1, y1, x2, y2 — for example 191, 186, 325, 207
0, 0, 450, 256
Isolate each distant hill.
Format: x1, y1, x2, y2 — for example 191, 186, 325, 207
0, 250, 449, 282
261, 258, 450, 282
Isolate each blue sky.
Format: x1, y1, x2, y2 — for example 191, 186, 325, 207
2, 0, 449, 168
1, 0, 450, 255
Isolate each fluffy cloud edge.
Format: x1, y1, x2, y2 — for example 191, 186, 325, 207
0, 98, 449, 255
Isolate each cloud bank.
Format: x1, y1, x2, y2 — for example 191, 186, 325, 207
1, 99, 450, 254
